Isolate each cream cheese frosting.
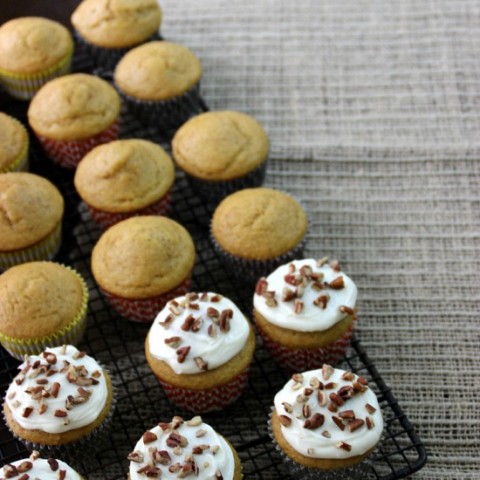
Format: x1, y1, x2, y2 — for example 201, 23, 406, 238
149, 293, 250, 374
273, 365, 383, 459
128, 417, 235, 480
4, 345, 108, 434
0, 452, 82, 479
254, 258, 357, 332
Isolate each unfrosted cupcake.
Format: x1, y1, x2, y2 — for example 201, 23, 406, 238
0, 17, 73, 100
172, 110, 269, 206
72, 0, 162, 71
0, 113, 29, 173
127, 416, 242, 479
91, 216, 196, 323
114, 41, 202, 129
254, 258, 357, 371
211, 187, 308, 282
0, 262, 88, 360
270, 365, 383, 478
145, 292, 255, 412
28, 73, 121, 169
0, 173, 64, 271
1, 451, 84, 479
3, 345, 115, 452
74, 139, 175, 229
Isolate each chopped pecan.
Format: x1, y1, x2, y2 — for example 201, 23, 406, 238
336, 441, 352, 452
194, 357, 208, 371
127, 451, 144, 463
365, 403, 377, 414
278, 415, 292, 427
332, 416, 345, 431
176, 346, 191, 363
322, 364, 334, 380
349, 419, 365, 432
303, 413, 325, 429
181, 314, 195, 332
142, 431, 158, 444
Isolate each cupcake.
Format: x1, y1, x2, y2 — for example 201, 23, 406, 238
127, 416, 242, 479
71, 0, 163, 71
28, 73, 121, 169
74, 139, 175, 229
3, 345, 115, 452
0, 113, 29, 173
270, 365, 383, 478
145, 292, 255, 413
210, 187, 308, 282
0, 262, 89, 360
0, 172, 64, 271
253, 258, 357, 371
91, 216, 196, 323
1, 451, 84, 479
172, 110, 269, 207
114, 41, 202, 130
0, 17, 73, 100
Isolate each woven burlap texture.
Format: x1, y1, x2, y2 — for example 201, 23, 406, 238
161, 1, 479, 478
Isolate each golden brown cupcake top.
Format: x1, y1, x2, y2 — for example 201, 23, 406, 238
74, 139, 175, 213
92, 216, 195, 299
72, 0, 162, 48
0, 262, 85, 340
0, 113, 28, 171
0, 17, 73, 74
172, 111, 269, 181
114, 41, 202, 100
28, 73, 121, 141
211, 188, 308, 260
0, 173, 64, 251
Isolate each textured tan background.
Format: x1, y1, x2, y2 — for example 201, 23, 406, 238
158, 1, 480, 478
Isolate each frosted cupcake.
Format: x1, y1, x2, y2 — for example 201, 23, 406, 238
74, 139, 175, 229
0, 113, 29, 173
146, 292, 255, 412
0, 262, 89, 360
3, 345, 115, 452
254, 258, 357, 371
0, 17, 73, 100
0, 173, 64, 271
1, 451, 84, 479
211, 188, 308, 282
28, 73, 121, 169
72, 0, 163, 71
114, 41, 202, 130
91, 216, 196, 323
270, 365, 383, 478
172, 110, 269, 206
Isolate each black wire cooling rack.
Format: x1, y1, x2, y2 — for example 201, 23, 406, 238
0, 63, 427, 479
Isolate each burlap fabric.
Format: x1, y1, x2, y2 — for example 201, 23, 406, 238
160, 1, 479, 478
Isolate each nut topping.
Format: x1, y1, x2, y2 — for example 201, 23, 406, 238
255, 278, 268, 295
186, 416, 202, 427
349, 419, 365, 432
332, 416, 346, 431
366, 416, 375, 429
336, 441, 352, 452
365, 403, 377, 414
194, 357, 208, 371
176, 346, 191, 363
48, 458, 59, 471
328, 276, 345, 289
127, 451, 144, 463
303, 413, 325, 429
322, 364, 334, 380
142, 431, 158, 444
278, 415, 292, 427
165, 336, 182, 348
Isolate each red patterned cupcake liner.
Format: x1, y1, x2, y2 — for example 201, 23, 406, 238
101, 276, 192, 323
259, 323, 354, 372
157, 367, 250, 413
36, 118, 120, 169
87, 190, 172, 230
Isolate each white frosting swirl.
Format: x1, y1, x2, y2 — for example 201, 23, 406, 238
254, 258, 357, 332
148, 293, 250, 374
128, 418, 235, 480
5, 345, 109, 434
0, 456, 82, 479
274, 366, 383, 459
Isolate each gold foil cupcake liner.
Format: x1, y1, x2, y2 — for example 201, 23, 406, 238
0, 42, 74, 101
0, 119, 29, 173
0, 265, 89, 360
0, 221, 62, 272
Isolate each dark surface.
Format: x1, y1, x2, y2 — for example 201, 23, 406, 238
0, 1, 81, 27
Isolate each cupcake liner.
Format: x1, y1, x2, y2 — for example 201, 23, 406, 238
157, 367, 250, 413
186, 160, 268, 209
36, 117, 120, 169
118, 82, 202, 131
0, 266, 89, 360
267, 409, 373, 479
101, 275, 192, 323
86, 189, 172, 230
210, 232, 307, 284
3, 369, 117, 462
0, 120, 29, 173
259, 322, 354, 372
0, 221, 62, 272
0, 45, 73, 101
74, 31, 162, 73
